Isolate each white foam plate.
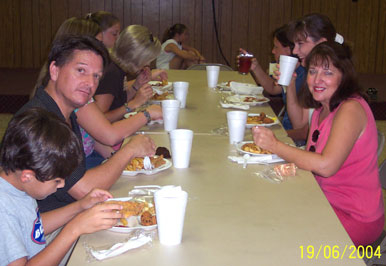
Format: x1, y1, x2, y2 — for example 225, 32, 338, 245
106, 197, 157, 233
246, 113, 279, 128
226, 95, 270, 106
122, 158, 172, 176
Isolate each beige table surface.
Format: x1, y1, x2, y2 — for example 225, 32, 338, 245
67, 70, 364, 265
139, 70, 287, 138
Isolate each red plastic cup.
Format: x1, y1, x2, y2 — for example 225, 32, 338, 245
238, 54, 253, 74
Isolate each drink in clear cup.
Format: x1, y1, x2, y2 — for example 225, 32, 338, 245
278, 55, 298, 86
170, 129, 193, 168
238, 53, 253, 74
162, 99, 180, 131
206, 66, 220, 88
173, 81, 189, 108
154, 187, 188, 245
227, 111, 247, 144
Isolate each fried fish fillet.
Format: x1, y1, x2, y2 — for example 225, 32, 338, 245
241, 143, 271, 154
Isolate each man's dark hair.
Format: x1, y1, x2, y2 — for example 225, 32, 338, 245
42, 34, 109, 87
0, 108, 83, 182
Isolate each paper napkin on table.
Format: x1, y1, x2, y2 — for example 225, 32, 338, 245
90, 235, 152, 261
230, 82, 263, 95
220, 102, 250, 110
228, 155, 284, 164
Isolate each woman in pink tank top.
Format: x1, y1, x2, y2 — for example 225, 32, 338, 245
252, 41, 384, 246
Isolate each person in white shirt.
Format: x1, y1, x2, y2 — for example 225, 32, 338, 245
156, 24, 205, 69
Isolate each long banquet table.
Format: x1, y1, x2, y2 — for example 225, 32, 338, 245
67, 70, 364, 265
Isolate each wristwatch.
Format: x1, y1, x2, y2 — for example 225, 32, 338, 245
124, 103, 133, 113
140, 110, 152, 124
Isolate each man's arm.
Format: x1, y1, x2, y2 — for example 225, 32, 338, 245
68, 134, 155, 200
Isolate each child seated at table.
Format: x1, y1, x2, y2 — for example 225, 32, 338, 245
0, 108, 122, 266
156, 23, 205, 69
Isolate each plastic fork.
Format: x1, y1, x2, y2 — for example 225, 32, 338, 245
143, 156, 153, 170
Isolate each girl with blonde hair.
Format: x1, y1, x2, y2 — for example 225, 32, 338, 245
94, 25, 166, 122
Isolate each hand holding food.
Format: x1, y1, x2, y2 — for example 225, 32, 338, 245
79, 188, 113, 210
252, 126, 277, 152
132, 83, 153, 106
70, 202, 123, 235
151, 69, 168, 82
135, 66, 152, 87
124, 134, 156, 158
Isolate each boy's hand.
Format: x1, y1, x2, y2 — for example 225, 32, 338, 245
79, 188, 113, 211
71, 203, 123, 235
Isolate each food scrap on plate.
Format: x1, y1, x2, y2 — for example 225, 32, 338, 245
126, 155, 166, 171
106, 198, 157, 228
247, 112, 274, 124
241, 143, 272, 155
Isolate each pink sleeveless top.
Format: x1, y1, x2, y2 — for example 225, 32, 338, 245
307, 97, 384, 223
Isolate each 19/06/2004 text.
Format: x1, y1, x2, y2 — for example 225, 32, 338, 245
299, 245, 381, 260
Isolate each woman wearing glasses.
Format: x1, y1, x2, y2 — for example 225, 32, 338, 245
252, 42, 384, 247
94, 25, 165, 122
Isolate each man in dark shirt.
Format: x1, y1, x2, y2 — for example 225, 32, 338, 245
16, 35, 156, 212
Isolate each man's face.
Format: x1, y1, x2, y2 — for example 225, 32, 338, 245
50, 49, 103, 109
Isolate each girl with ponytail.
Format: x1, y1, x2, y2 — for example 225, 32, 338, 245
156, 24, 205, 69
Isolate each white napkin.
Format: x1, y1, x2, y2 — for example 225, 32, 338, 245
230, 82, 263, 95
228, 155, 285, 164
220, 101, 250, 110
90, 235, 152, 261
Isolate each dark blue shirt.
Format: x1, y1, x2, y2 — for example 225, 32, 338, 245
281, 65, 306, 130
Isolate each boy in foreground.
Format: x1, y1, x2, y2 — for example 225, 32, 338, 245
0, 108, 122, 266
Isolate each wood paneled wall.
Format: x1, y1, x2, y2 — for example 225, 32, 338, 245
1, 0, 385, 73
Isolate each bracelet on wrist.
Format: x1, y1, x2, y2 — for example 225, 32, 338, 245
132, 84, 139, 91
124, 103, 134, 113
140, 110, 152, 124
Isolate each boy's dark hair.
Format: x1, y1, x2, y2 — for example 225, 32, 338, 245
299, 41, 365, 112
0, 108, 83, 182
42, 34, 109, 87
273, 24, 294, 52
